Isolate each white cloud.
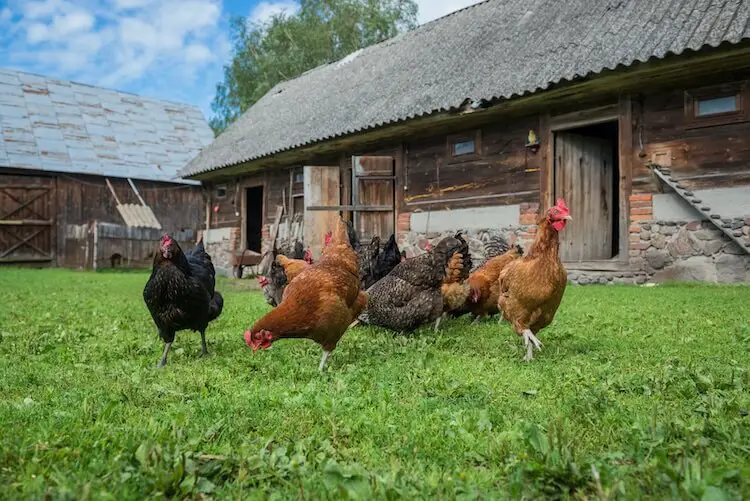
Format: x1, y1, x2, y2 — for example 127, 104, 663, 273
0, 7, 12, 22
184, 43, 212, 64
414, 0, 484, 24
249, 1, 298, 24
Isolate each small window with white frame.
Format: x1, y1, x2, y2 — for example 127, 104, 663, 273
215, 185, 227, 199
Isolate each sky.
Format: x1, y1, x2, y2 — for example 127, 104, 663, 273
0, 0, 484, 120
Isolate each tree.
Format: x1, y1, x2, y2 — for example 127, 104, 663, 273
209, 0, 418, 134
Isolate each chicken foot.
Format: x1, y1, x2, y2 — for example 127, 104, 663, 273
157, 342, 172, 368
521, 329, 543, 362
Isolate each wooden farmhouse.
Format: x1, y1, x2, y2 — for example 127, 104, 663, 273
0, 69, 212, 269
179, 0, 750, 284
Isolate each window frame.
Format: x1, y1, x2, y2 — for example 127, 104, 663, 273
446, 130, 482, 164
684, 82, 748, 129
215, 184, 228, 199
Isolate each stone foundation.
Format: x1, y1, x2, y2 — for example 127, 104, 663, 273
198, 227, 241, 277
396, 196, 750, 285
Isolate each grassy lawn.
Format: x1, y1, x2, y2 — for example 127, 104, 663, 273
0, 268, 749, 500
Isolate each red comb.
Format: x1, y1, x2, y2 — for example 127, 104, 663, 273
555, 199, 568, 209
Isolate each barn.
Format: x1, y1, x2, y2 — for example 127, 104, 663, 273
0, 69, 213, 269
178, 0, 750, 283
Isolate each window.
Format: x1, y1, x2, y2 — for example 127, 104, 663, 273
453, 140, 475, 156
685, 82, 748, 128
215, 185, 227, 199
446, 130, 482, 163
696, 95, 738, 116
294, 169, 303, 183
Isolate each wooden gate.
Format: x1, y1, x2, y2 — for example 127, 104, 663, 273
0, 183, 55, 264
304, 156, 396, 255
554, 132, 614, 262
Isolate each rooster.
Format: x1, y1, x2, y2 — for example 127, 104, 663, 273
498, 199, 572, 361
244, 217, 366, 371
358, 234, 471, 333
143, 235, 224, 368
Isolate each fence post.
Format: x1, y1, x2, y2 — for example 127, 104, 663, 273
93, 220, 98, 271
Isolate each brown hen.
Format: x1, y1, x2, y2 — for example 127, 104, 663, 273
244, 217, 366, 371
498, 199, 572, 361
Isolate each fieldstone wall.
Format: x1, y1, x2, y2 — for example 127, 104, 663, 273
627, 193, 750, 283
396, 203, 540, 270
396, 195, 750, 284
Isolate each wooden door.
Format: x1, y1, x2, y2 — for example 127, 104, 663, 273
554, 132, 614, 262
0, 182, 55, 264
352, 156, 395, 242
304, 166, 341, 259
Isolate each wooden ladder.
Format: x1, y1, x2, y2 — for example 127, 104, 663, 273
648, 163, 750, 255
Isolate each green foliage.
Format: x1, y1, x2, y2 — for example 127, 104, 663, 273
1, 269, 749, 499
210, 0, 419, 134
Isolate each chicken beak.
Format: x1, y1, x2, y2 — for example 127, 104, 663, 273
563, 215, 572, 220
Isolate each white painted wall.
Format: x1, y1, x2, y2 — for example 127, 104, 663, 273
203, 227, 233, 244
409, 204, 520, 233
653, 186, 750, 221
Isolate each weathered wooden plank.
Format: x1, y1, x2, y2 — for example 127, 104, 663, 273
353, 156, 395, 241
304, 165, 341, 259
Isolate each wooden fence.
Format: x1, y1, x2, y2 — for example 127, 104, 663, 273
63, 221, 196, 270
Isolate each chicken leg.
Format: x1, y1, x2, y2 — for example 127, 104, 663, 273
199, 330, 209, 357
521, 329, 543, 362
319, 350, 332, 372
157, 342, 172, 368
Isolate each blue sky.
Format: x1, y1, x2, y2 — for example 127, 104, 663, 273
0, 0, 482, 121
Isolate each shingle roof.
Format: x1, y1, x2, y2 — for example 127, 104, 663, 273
0, 69, 214, 184
179, 0, 750, 178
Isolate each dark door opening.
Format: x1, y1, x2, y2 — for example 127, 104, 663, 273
245, 186, 264, 253
554, 121, 619, 261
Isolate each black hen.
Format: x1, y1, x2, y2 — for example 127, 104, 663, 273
363, 234, 402, 290
143, 234, 224, 367
358, 235, 468, 333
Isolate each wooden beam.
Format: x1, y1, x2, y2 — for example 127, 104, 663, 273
564, 261, 632, 272
0, 219, 53, 226
189, 42, 750, 181
306, 205, 393, 212
618, 94, 633, 263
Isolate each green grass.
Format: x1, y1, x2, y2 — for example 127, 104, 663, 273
1, 269, 749, 500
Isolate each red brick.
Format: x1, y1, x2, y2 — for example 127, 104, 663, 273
630, 207, 653, 216
686, 221, 701, 231
630, 242, 650, 250
629, 225, 642, 233
630, 214, 651, 222
519, 214, 537, 225
629, 200, 653, 209
397, 213, 411, 231
629, 194, 652, 202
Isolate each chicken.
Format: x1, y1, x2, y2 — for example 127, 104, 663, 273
357, 233, 403, 290
472, 235, 513, 271
462, 244, 524, 322
358, 234, 471, 333
440, 232, 473, 317
143, 235, 224, 368
259, 241, 314, 307
498, 199, 572, 361
244, 217, 366, 371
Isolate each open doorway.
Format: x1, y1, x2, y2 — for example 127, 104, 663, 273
245, 186, 264, 253
554, 121, 619, 262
